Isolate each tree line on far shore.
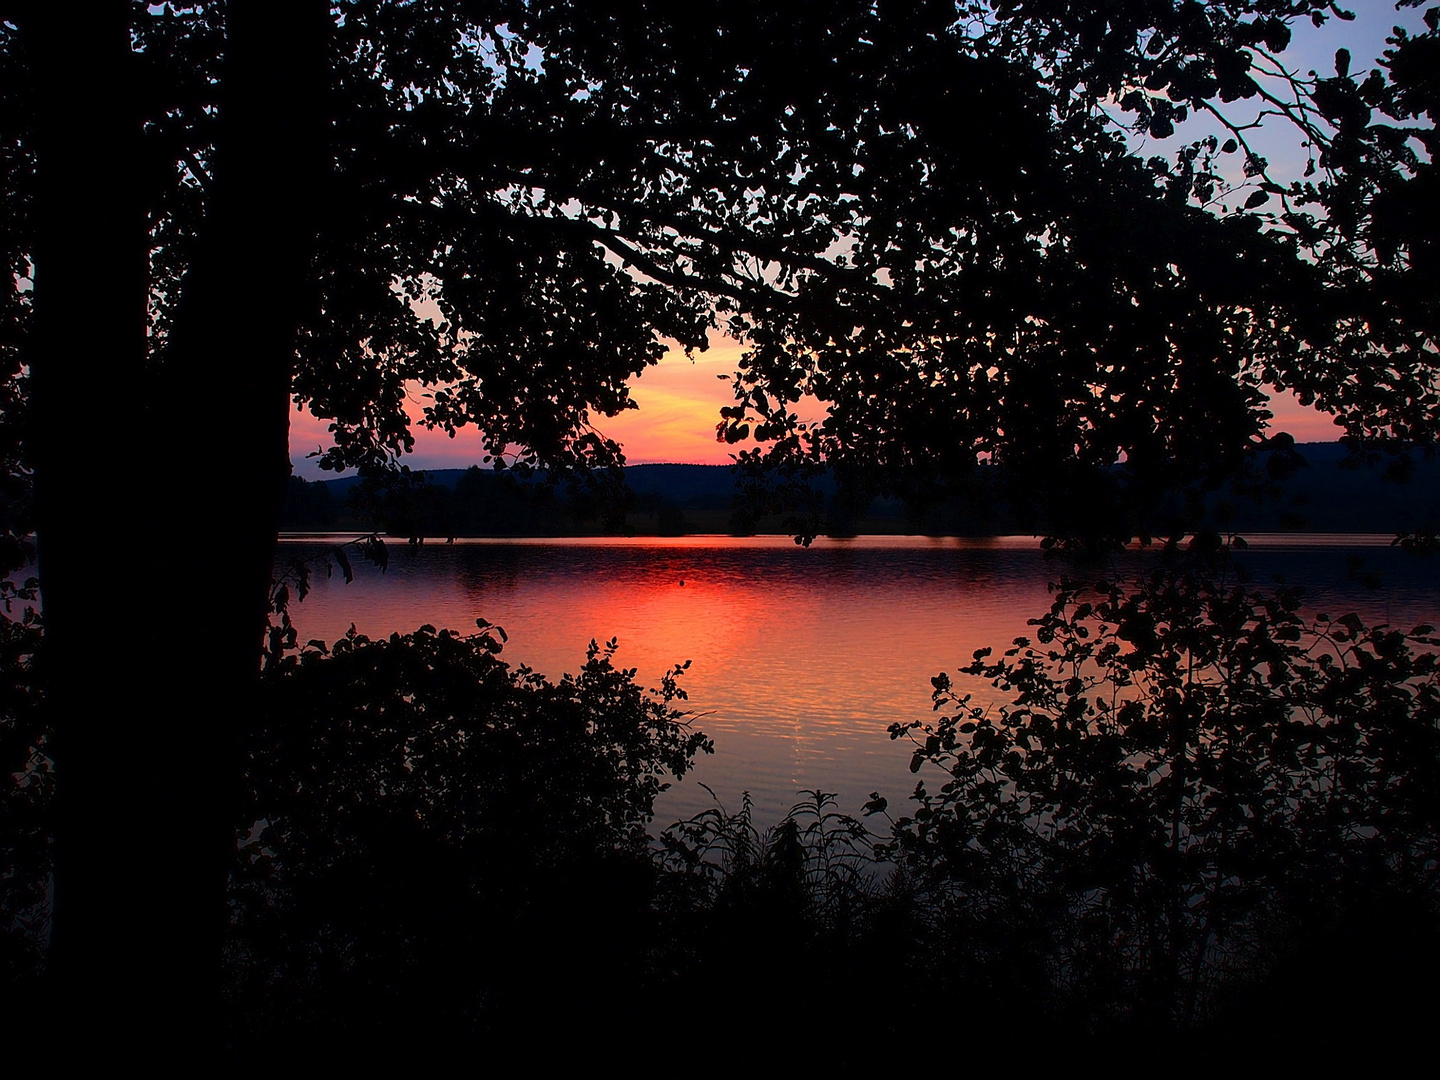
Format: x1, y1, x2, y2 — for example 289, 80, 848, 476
281, 442, 1440, 539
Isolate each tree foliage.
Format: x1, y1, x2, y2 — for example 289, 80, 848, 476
885, 547, 1440, 1028
2, 0, 1438, 1056
708, 2, 1440, 530
232, 623, 710, 1050
7, 3, 1434, 491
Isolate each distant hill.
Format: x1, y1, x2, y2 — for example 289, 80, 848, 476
315, 463, 743, 500
1200, 442, 1440, 534
279, 445, 1440, 536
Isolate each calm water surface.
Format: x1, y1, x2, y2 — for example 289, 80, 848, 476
274, 534, 1440, 826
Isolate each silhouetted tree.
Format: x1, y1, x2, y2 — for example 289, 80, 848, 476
717, 4, 1439, 536
229, 622, 706, 1055
2, 0, 1436, 1059
884, 546, 1440, 1035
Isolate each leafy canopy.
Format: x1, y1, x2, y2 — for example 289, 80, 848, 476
4, 2, 1434, 513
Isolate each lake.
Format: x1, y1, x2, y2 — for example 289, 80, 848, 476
274, 534, 1440, 827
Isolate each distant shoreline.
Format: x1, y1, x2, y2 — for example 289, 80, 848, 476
278, 446, 1440, 538
278, 531, 1412, 547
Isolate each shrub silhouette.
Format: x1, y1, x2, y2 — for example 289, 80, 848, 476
7, 540, 1439, 1060
652, 788, 915, 1068
0, 607, 45, 991
885, 544, 1440, 1037
229, 623, 709, 1055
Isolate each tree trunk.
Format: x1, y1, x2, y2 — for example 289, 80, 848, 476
28, 3, 157, 1061
29, 2, 331, 1061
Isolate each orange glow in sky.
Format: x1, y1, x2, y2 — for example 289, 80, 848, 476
289, 335, 761, 477
597, 335, 755, 465
288, 334, 1342, 478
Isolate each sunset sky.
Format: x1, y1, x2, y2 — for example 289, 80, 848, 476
286, 337, 1347, 478
287, 333, 759, 477
287, 4, 1414, 479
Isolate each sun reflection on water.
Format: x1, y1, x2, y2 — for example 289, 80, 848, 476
273, 534, 1439, 825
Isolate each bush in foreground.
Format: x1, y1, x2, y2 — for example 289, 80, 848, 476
884, 551, 1440, 1043
5, 553, 1439, 1062
230, 622, 709, 1054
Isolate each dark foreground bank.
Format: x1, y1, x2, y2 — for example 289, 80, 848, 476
3, 547, 1438, 1066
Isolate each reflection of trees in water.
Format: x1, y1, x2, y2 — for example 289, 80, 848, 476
447, 540, 1052, 604
453, 543, 527, 600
